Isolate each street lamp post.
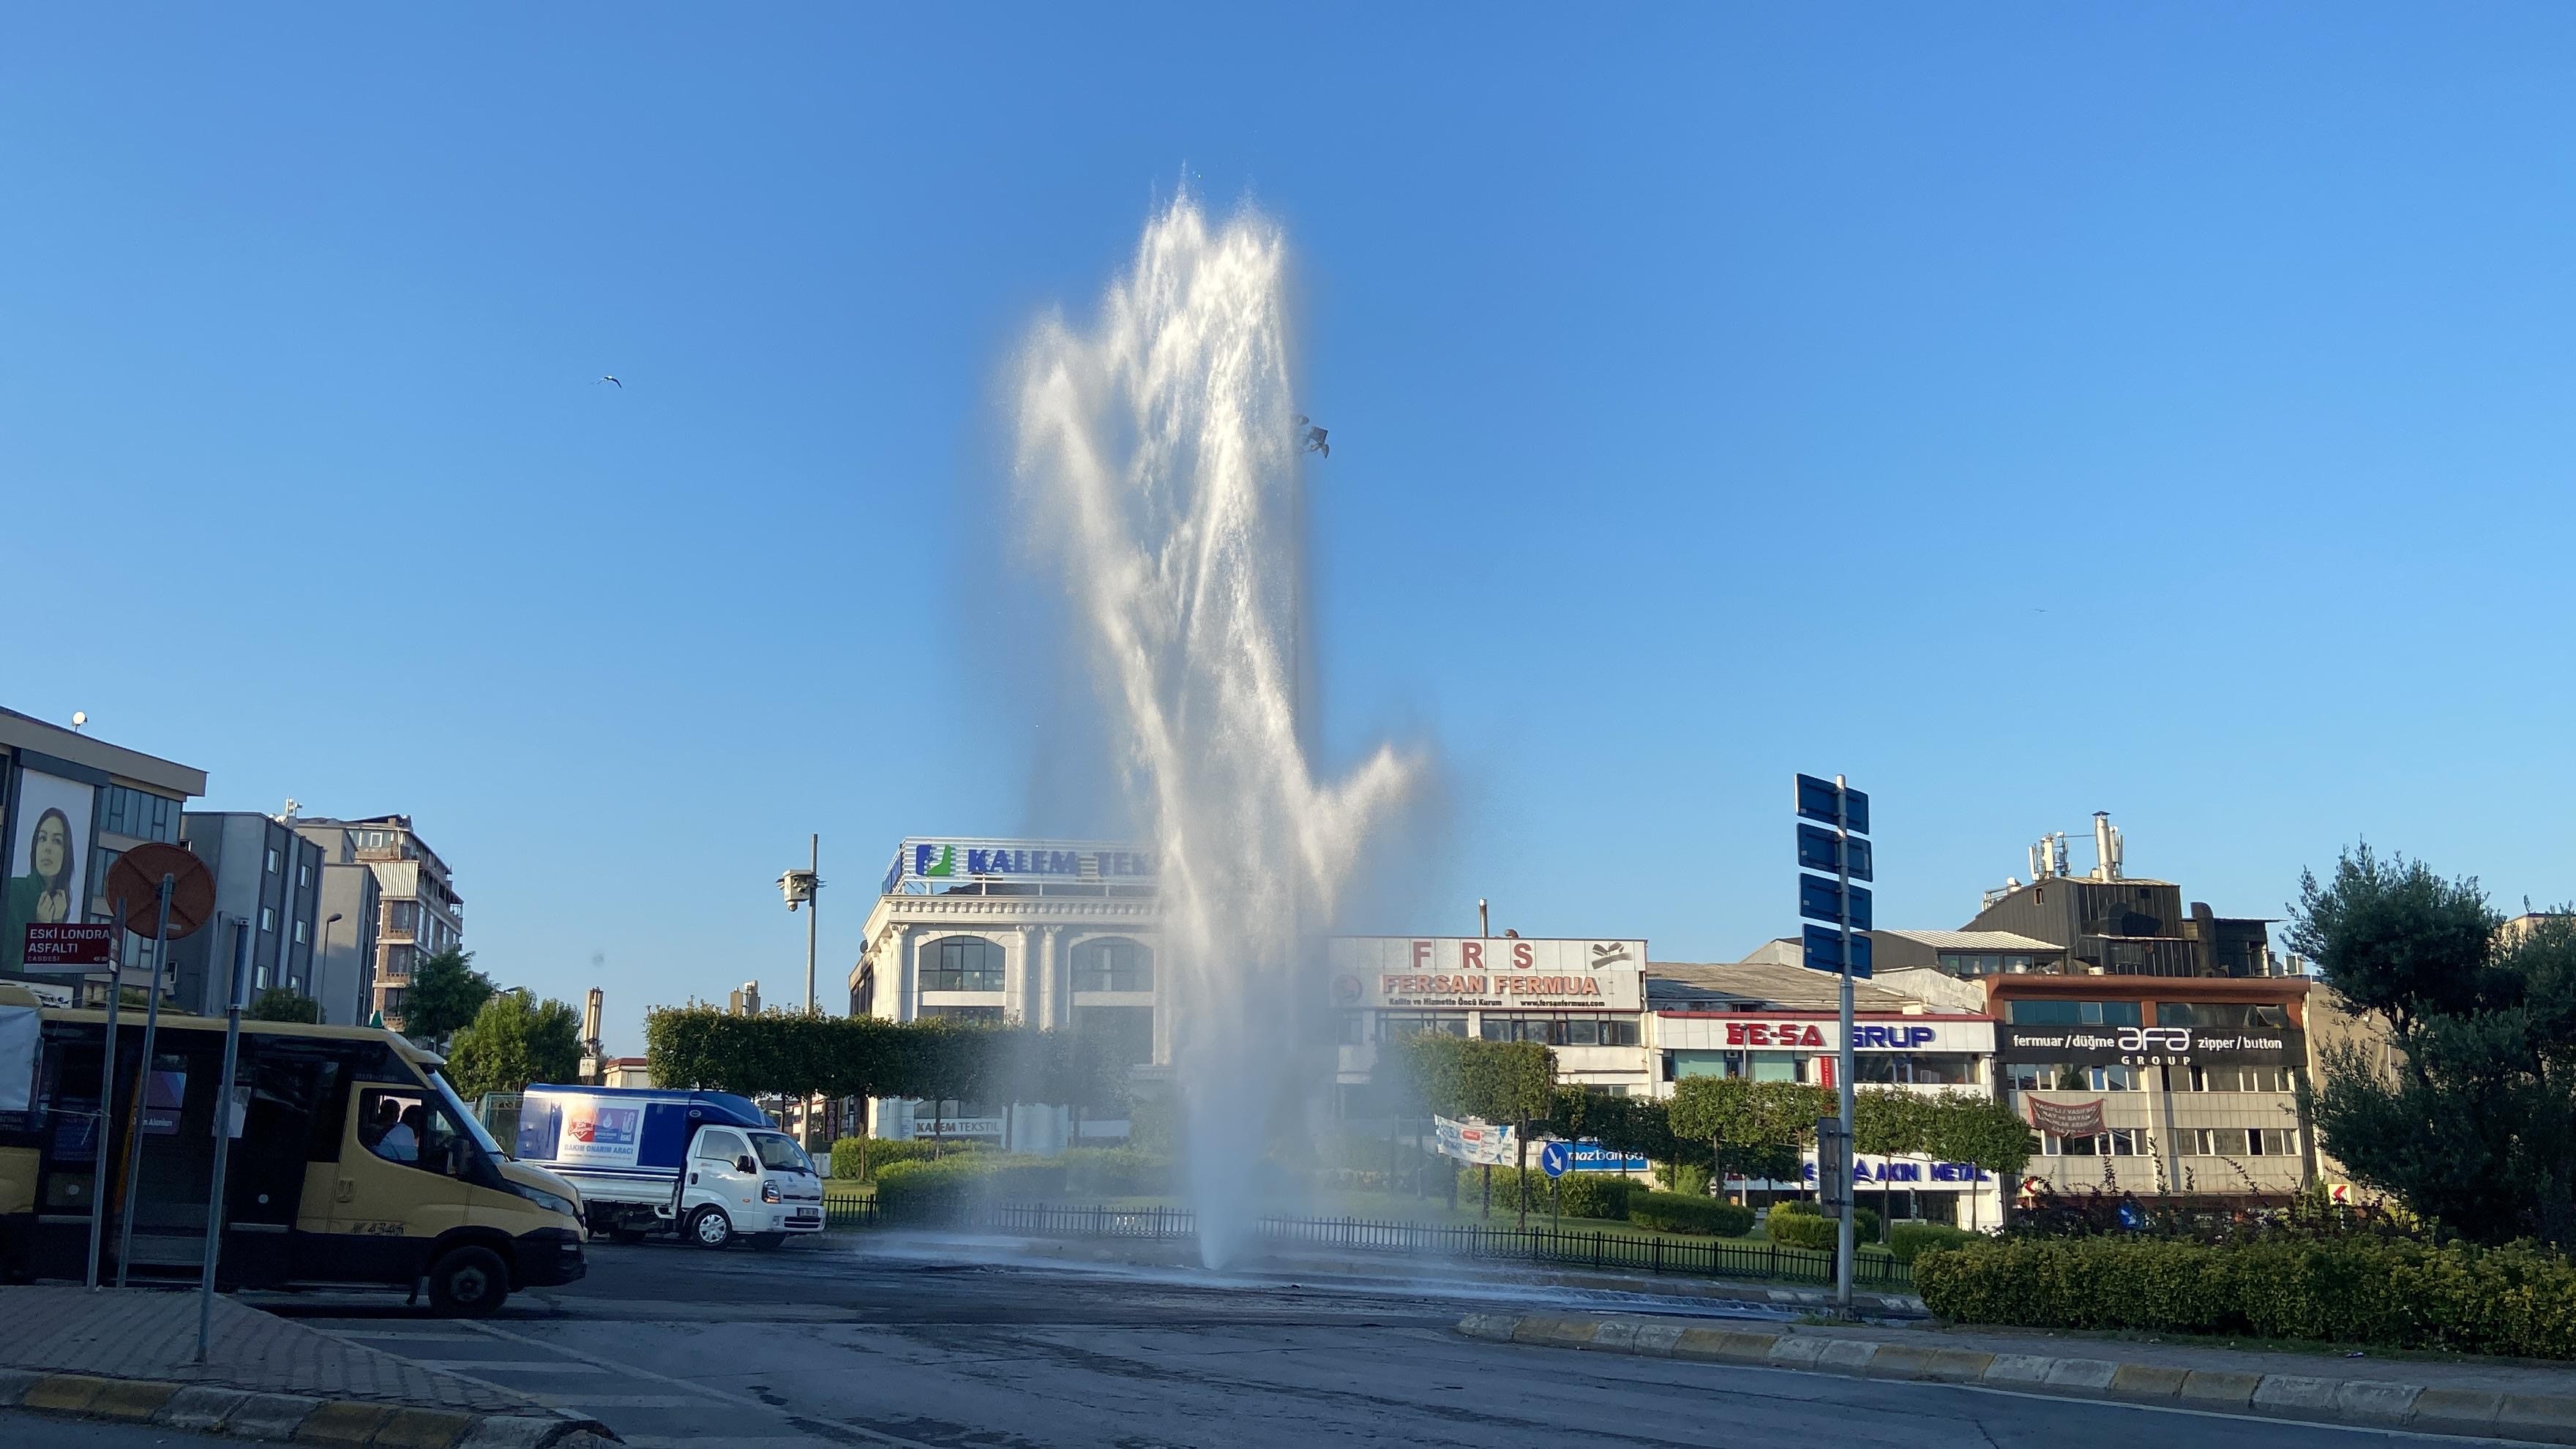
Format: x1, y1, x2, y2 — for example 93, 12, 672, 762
779, 838, 823, 1140
318, 913, 344, 1020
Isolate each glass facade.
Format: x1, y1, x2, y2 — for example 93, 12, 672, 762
921, 936, 1004, 992
1071, 937, 1152, 992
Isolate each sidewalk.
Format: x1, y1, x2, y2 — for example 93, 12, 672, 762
0, 1287, 608, 1445
1459, 1308, 2576, 1443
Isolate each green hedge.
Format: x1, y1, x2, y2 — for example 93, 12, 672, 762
1764, 1200, 1881, 1249
1888, 1222, 1981, 1263
872, 1154, 1066, 1215
1060, 1147, 1169, 1197
827, 1136, 990, 1180
1914, 1238, 2576, 1358
1628, 1191, 1755, 1237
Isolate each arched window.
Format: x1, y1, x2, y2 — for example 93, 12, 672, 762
1071, 937, 1153, 992
921, 936, 1004, 992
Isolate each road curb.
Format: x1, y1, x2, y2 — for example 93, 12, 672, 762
0, 1366, 617, 1448
1455, 1311, 2576, 1444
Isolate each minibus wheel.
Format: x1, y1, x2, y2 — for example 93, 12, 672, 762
689, 1206, 734, 1248
427, 1246, 510, 1317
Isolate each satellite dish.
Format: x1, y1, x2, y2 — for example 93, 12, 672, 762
70, 711, 86, 732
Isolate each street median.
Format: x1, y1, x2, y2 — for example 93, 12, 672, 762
1455, 1310, 2576, 1444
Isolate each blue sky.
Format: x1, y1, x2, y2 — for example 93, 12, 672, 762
7, 8, 2574, 1048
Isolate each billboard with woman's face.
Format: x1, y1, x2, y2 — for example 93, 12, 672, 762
4, 769, 96, 973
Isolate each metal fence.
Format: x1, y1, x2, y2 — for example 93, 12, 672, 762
820, 1196, 1911, 1291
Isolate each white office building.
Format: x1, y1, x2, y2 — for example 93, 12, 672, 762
847, 837, 1658, 1145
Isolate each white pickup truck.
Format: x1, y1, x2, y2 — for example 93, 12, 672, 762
511, 1085, 826, 1248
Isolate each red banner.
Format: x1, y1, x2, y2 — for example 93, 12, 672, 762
2025, 1095, 2107, 1138
23, 923, 113, 968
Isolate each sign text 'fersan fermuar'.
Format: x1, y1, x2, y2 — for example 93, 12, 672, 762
1329, 937, 1646, 1011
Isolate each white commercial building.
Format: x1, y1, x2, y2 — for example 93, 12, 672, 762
847, 836, 1658, 1144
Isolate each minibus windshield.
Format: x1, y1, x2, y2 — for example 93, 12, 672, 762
430, 1071, 507, 1157
752, 1132, 814, 1174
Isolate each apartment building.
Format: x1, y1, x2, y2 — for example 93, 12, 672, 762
0, 705, 205, 1003
170, 812, 326, 1016
291, 814, 462, 1030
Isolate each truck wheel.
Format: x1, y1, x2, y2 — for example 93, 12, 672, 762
748, 1232, 787, 1250
427, 1246, 510, 1317
689, 1206, 734, 1248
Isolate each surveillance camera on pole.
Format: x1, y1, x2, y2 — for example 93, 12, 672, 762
779, 836, 822, 1016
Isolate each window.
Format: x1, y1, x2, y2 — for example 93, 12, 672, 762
1477, 1015, 1641, 1046
266, 848, 280, 874
293, 920, 308, 945
921, 937, 1004, 992
1858, 1053, 1982, 1086
1074, 1005, 1155, 1065
2169, 1065, 2297, 1093
2045, 1126, 2146, 1157
1378, 1012, 1468, 1040
259, 907, 276, 932
356, 1088, 468, 1175
1338, 1011, 1370, 1045
752, 1132, 813, 1173
920, 1005, 1006, 1024
299, 862, 312, 888
1071, 937, 1153, 992
90, 848, 121, 905
2087, 1064, 2148, 1092
2004, 1062, 2087, 1092
100, 787, 179, 844
2157, 1002, 2292, 1029
1747, 1052, 1804, 1083
2009, 1000, 2142, 1026
693, 1128, 749, 1164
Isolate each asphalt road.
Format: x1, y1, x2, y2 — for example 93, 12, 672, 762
209, 1235, 2522, 1449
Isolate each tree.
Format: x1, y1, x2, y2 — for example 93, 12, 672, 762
245, 987, 320, 1024
1390, 1034, 1554, 1225
2291, 845, 2576, 1246
1919, 1091, 2034, 1229
1669, 1077, 1833, 1201
403, 946, 495, 1045
446, 989, 583, 1103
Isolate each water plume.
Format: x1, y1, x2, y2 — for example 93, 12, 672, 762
1014, 194, 1418, 1267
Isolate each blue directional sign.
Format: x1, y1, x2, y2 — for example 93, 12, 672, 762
1802, 925, 1873, 978
1798, 874, 1873, 931
1539, 1142, 1573, 1179
1795, 824, 1872, 881
1794, 774, 1869, 835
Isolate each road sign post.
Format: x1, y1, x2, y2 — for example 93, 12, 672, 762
102, 844, 215, 1290
1794, 772, 1873, 1317
197, 919, 252, 1363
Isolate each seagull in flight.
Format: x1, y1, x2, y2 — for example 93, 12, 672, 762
596, 375, 621, 388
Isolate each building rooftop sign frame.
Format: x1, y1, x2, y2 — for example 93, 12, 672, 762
880, 837, 1157, 896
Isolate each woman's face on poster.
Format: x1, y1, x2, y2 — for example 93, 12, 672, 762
31, 815, 67, 878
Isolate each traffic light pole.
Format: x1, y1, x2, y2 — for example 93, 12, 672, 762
1834, 774, 1856, 1317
